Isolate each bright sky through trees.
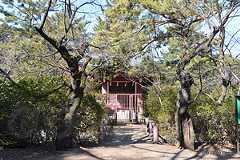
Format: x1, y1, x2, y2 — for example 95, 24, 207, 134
0, 0, 239, 56
80, 0, 240, 57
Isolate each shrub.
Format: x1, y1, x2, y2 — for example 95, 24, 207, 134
144, 85, 177, 143
145, 84, 236, 145
73, 95, 105, 145
0, 76, 66, 146
0, 76, 106, 147
190, 95, 235, 144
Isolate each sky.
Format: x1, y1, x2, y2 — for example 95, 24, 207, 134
224, 16, 240, 57
205, 8, 240, 57
78, 0, 106, 33
0, 0, 106, 32
82, 0, 240, 57
0, 0, 240, 57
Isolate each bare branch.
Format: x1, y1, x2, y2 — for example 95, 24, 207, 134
40, 0, 53, 30
225, 28, 240, 52
62, 0, 96, 41
35, 27, 72, 64
79, 56, 92, 72
0, 68, 17, 85
190, 63, 203, 104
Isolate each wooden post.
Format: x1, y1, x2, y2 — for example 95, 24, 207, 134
107, 81, 109, 94
153, 122, 159, 143
135, 82, 138, 123
106, 81, 109, 104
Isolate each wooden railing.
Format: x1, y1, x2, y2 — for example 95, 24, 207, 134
105, 94, 142, 111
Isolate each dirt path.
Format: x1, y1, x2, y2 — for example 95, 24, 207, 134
2, 124, 240, 160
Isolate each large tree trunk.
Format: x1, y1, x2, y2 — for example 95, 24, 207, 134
175, 70, 195, 150
34, 10, 92, 150
217, 27, 231, 104
56, 74, 84, 150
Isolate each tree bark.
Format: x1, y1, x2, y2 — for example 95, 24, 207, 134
217, 26, 231, 104
175, 70, 195, 150
55, 73, 84, 150
217, 70, 230, 104
34, 26, 92, 150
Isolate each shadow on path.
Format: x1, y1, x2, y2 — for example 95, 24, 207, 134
99, 124, 151, 147
57, 148, 107, 160
9, 124, 240, 160
186, 144, 239, 160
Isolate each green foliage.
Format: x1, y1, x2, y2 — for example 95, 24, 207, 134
93, 0, 150, 71
74, 95, 105, 144
145, 85, 177, 143
0, 0, 239, 148
0, 24, 65, 79
0, 76, 66, 146
145, 85, 176, 121
190, 95, 235, 144
0, 75, 106, 146
77, 95, 104, 131
145, 82, 236, 145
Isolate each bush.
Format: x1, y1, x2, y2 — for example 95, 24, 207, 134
190, 95, 235, 144
0, 76, 66, 146
73, 95, 105, 145
144, 85, 177, 144
0, 76, 106, 147
145, 84, 236, 145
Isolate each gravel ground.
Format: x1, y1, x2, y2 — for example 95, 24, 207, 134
1, 124, 240, 160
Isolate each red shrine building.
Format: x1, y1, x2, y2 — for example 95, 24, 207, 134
101, 74, 144, 123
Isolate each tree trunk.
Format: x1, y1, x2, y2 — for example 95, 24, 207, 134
175, 70, 195, 150
217, 66, 231, 104
55, 75, 84, 150
34, 21, 91, 151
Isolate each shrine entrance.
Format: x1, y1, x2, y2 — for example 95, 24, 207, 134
101, 74, 144, 123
